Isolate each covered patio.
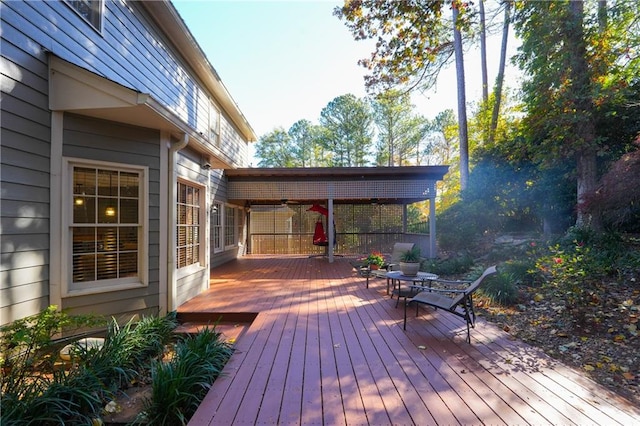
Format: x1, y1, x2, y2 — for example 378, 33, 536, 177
180, 256, 639, 425
226, 166, 449, 260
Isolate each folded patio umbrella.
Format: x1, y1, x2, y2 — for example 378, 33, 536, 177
313, 219, 328, 246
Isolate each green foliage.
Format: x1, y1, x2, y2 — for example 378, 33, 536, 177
365, 251, 385, 267
500, 259, 543, 287
532, 227, 636, 311
372, 89, 429, 166
140, 327, 234, 425
319, 94, 374, 167
399, 246, 421, 262
535, 242, 591, 309
423, 253, 474, 276
0, 306, 105, 394
255, 128, 297, 167
334, 0, 453, 91
480, 272, 519, 306
1, 310, 179, 425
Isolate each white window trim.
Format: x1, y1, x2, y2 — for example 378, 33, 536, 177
224, 205, 237, 250
62, 157, 148, 297
65, 0, 104, 32
175, 178, 207, 279
212, 201, 223, 254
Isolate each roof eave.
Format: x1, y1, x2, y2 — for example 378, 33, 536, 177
141, 1, 258, 142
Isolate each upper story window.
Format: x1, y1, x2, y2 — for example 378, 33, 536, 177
67, 0, 103, 31
68, 160, 147, 294
209, 102, 220, 146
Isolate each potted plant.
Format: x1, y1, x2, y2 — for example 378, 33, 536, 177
399, 246, 421, 276
364, 251, 385, 270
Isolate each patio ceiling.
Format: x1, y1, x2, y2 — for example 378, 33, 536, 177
225, 165, 449, 206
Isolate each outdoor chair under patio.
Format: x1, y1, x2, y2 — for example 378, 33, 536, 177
403, 265, 498, 343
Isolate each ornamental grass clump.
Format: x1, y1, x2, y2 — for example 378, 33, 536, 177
0, 308, 179, 425
399, 246, 421, 263
140, 326, 234, 425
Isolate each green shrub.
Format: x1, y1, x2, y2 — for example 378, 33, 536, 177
0, 306, 106, 425
0, 309, 179, 425
480, 272, 519, 305
423, 252, 474, 276
141, 326, 234, 425
501, 259, 543, 286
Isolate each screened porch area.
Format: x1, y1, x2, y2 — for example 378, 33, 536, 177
225, 166, 449, 260
248, 202, 429, 256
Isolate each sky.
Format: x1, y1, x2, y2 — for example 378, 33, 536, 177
172, 0, 520, 154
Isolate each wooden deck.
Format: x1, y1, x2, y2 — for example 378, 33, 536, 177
181, 256, 640, 425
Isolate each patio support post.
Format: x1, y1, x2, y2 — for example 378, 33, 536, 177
328, 199, 334, 263
429, 198, 437, 258
402, 204, 407, 233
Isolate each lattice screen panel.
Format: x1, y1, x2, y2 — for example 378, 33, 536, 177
228, 179, 437, 201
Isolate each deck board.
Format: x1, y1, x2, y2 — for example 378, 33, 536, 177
182, 256, 640, 425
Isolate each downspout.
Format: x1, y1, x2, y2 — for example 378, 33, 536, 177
167, 133, 189, 311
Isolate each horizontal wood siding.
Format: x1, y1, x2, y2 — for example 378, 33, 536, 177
176, 270, 208, 308
209, 169, 227, 201
61, 114, 161, 320
220, 116, 249, 168
7, 0, 247, 152
1, 0, 250, 325
0, 3, 52, 324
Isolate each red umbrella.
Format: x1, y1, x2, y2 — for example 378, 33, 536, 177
307, 204, 328, 216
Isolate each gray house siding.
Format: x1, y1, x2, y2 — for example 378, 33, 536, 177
59, 114, 161, 320
1, 0, 254, 326
1, 2, 52, 323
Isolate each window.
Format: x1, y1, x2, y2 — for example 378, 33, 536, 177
224, 206, 236, 247
209, 103, 220, 146
67, 0, 102, 31
177, 181, 204, 268
211, 202, 223, 253
69, 162, 145, 292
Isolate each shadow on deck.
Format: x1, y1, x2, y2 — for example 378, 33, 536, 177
178, 255, 640, 426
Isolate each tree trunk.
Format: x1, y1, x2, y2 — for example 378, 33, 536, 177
453, 6, 469, 190
479, 0, 489, 104
489, 1, 511, 144
567, 1, 601, 230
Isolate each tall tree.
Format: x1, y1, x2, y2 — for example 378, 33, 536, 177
513, 0, 639, 229
428, 109, 459, 166
319, 94, 373, 167
372, 90, 429, 166
335, 1, 475, 186
452, 1, 470, 189
254, 128, 297, 167
288, 120, 327, 167
489, 0, 511, 144
479, 0, 489, 103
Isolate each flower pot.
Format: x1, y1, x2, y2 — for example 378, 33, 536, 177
399, 262, 419, 276
370, 264, 380, 270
